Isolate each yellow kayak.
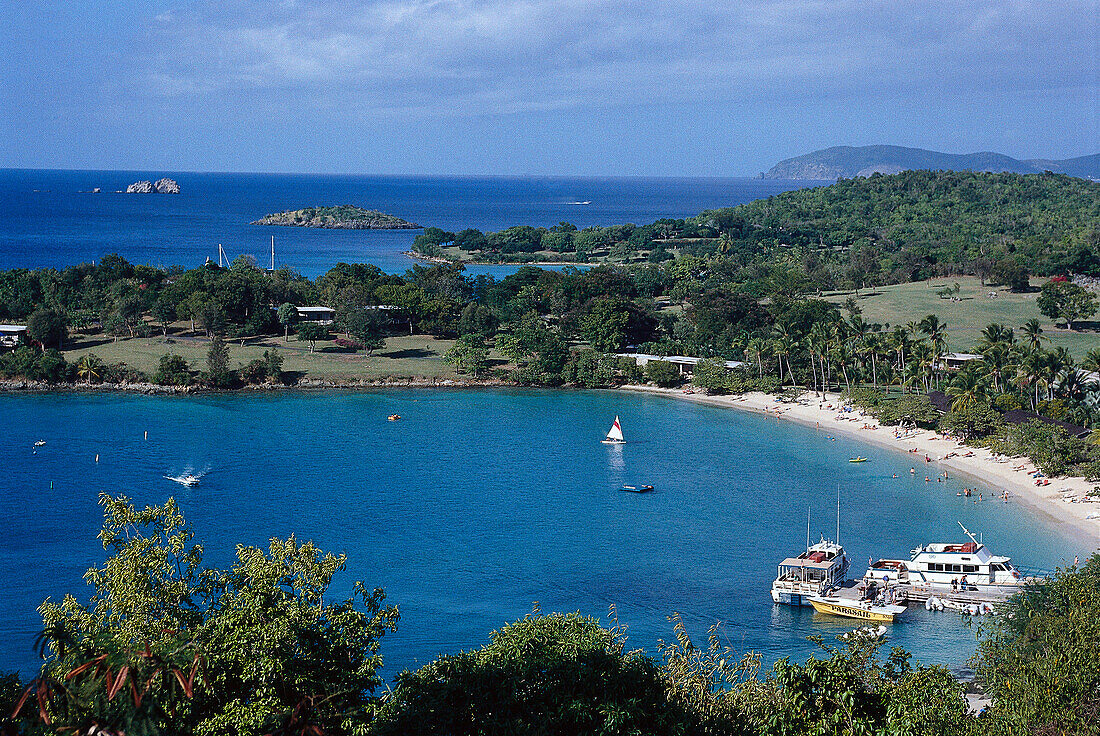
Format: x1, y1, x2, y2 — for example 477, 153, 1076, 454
808, 596, 905, 623
849, 457, 868, 463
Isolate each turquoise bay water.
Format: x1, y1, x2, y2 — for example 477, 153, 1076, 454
1, 390, 1081, 678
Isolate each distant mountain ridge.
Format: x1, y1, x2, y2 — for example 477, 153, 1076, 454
763, 145, 1100, 181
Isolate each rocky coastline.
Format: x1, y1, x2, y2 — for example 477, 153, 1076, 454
0, 376, 509, 395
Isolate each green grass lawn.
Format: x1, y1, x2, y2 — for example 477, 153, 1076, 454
63, 327, 466, 381
824, 277, 1099, 359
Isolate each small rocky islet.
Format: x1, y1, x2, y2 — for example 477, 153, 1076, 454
251, 205, 421, 229
125, 177, 180, 193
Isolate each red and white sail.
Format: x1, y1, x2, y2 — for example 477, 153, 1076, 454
605, 416, 625, 442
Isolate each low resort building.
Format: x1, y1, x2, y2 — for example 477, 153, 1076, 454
616, 353, 745, 377
0, 325, 27, 350
936, 352, 984, 371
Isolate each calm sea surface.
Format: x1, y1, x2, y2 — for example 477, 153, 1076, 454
0, 389, 1081, 678
0, 170, 818, 278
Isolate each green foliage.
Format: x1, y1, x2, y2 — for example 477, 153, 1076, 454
871, 395, 941, 428
296, 322, 329, 353
645, 360, 682, 388
1037, 280, 1098, 330
205, 335, 232, 388
580, 296, 631, 352
941, 402, 1002, 439
457, 303, 499, 338
31, 495, 398, 736
692, 356, 732, 393
153, 354, 192, 386
275, 302, 298, 341
987, 420, 1096, 476
0, 346, 70, 382
374, 612, 685, 736
239, 350, 284, 385
975, 554, 1100, 736
572, 350, 614, 388
444, 334, 490, 377
26, 308, 67, 350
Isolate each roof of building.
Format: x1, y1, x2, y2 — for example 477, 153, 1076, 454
617, 353, 745, 369
1001, 409, 1091, 439
0, 325, 27, 333
927, 390, 951, 413
295, 306, 335, 313
943, 352, 984, 361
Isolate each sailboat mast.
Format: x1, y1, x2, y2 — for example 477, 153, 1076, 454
806, 507, 810, 550
836, 484, 841, 545
271, 235, 275, 270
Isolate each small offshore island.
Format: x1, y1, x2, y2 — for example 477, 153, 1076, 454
252, 204, 421, 229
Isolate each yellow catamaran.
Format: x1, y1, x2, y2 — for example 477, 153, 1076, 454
807, 595, 906, 623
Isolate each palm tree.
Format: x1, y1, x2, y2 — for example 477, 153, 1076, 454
75, 354, 102, 384
771, 324, 798, 386
1015, 348, 1044, 411
918, 314, 948, 389
946, 370, 991, 411
1020, 318, 1044, 352
1082, 347, 1100, 375
978, 322, 1014, 351
980, 341, 1010, 393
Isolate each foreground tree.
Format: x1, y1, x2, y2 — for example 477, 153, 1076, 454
374, 611, 686, 736
20, 495, 398, 736
976, 554, 1100, 736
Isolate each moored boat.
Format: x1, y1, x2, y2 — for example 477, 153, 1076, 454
620, 484, 654, 493
808, 595, 906, 623
864, 523, 1031, 596
771, 538, 851, 606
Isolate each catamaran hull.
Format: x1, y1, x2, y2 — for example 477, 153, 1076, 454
601, 439, 626, 445
771, 589, 811, 606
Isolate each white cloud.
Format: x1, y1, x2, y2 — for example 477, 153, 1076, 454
135, 0, 1099, 116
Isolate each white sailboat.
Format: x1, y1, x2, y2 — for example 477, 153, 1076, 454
601, 416, 626, 445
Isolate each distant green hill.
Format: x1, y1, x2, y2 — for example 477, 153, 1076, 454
763, 145, 1099, 181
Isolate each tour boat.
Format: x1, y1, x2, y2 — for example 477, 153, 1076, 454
863, 523, 1030, 595
620, 484, 654, 493
601, 416, 626, 445
808, 595, 906, 623
771, 537, 851, 606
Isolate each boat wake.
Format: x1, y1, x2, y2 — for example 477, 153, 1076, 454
164, 466, 210, 487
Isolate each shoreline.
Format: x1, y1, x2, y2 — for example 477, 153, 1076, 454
622, 385, 1100, 546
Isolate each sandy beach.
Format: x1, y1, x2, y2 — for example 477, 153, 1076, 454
624, 385, 1100, 547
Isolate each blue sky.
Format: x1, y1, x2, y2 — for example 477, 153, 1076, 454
1, 0, 1096, 176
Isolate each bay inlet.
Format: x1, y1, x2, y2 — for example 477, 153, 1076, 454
1, 389, 1078, 677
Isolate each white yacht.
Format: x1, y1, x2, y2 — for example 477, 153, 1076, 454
864, 523, 1028, 595
771, 538, 851, 606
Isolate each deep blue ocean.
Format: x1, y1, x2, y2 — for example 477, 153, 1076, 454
0, 390, 1085, 679
0, 169, 817, 278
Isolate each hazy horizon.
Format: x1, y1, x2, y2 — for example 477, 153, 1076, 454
2, 1, 1096, 177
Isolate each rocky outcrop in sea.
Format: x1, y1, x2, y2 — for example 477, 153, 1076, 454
125, 178, 180, 193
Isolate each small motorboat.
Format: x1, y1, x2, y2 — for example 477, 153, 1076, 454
848, 457, 868, 463
33, 440, 46, 447
388, 414, 401, 421
808, 595, 906, 623
620, 485, 654, 493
